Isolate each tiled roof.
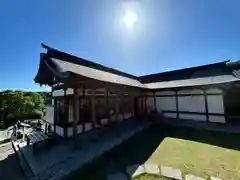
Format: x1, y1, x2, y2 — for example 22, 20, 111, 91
51, 58, 145, 88
34, 44, 240, 89
145, 75, 239, 89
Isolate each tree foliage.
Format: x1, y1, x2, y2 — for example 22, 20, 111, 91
0, 90, 50, 129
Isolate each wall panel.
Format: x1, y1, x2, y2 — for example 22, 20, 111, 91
207, 95, 224, 114
55, 126, 64, 137
156, 97, 176, 111
179, 113, 207, 121
178, 96, 205, 112
209, 115, 225, 123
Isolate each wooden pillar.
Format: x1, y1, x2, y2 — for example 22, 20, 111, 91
222, 88, 228, 123
203, 89, 209, 122
64, 88, 68, 138
153, 91, 157, 111
105, 87, 109, 124
115, 94, 119, 121
175, 90, 179, 119
144, 95, 147, 113
82, 88, 86, 131
91, 89, 96, 127
53, 98, 57, 133
73, 88, 79, 147
131, 93, 135, 117
121, 93, 125, 120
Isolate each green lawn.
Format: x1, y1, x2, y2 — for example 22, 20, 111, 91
133, 173, 171, 180
111, 124, 240, 180
146, 137, 240, 180
65, 124, 240, 180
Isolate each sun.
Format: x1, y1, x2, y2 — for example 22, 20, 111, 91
123, 10, 137, 28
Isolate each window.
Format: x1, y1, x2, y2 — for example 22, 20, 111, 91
55, 98, 68, 125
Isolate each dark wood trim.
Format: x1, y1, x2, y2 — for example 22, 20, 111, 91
82, 87, 85, 132
222, 88, 228, 123
162, 110, 224, 116
144, 96, 147, 113
153, 91, 156, 110
140, 93, 223, 98
203, 89, 209, 122
54, 124, 56, 133
175, 91, 179, 119
64, 88, 68, 138
53, 99, 57, 130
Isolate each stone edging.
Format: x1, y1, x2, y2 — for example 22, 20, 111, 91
108, 163, 221, 180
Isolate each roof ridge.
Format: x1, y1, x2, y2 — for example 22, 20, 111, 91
41, 43, 139, 80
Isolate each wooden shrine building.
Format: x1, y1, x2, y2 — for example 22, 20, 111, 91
35, 44, 240, 138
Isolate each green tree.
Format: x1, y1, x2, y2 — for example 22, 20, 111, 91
0, 90, 48, 129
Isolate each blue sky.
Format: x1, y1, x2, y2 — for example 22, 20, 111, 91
0, 0, 240, 91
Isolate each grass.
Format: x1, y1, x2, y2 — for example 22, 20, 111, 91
65, 124, 240, 180
146, 137, 240, 179
111, 125, 240, 180
133, 173, 172, 180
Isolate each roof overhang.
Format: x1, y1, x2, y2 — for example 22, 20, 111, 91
145, 75, 240, 89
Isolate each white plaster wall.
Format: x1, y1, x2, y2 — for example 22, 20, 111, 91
85, 123, 92, 132
146, 97, 154, 112
77, 125, 83, 134
66, 88, 73, 95
52, 88, 81, 96
178, 96, 205, 112
43, 106, 54, 124
52, 89, 64, 97
156, 97, 176, 111
55, 126, 64, 137
209, 115, 225, 123
178, 89, 203, 95
68, 127, 73, 137
206, 88, 222, 94
163, 112, 177, 119
207, 95, 224, 114
179, 113, 207, 121
155, 91, 175, 96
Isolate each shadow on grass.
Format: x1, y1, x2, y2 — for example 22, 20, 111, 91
65, 123, 240, 180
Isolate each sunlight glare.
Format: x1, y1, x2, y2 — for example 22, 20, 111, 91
123, 10, 137, 28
